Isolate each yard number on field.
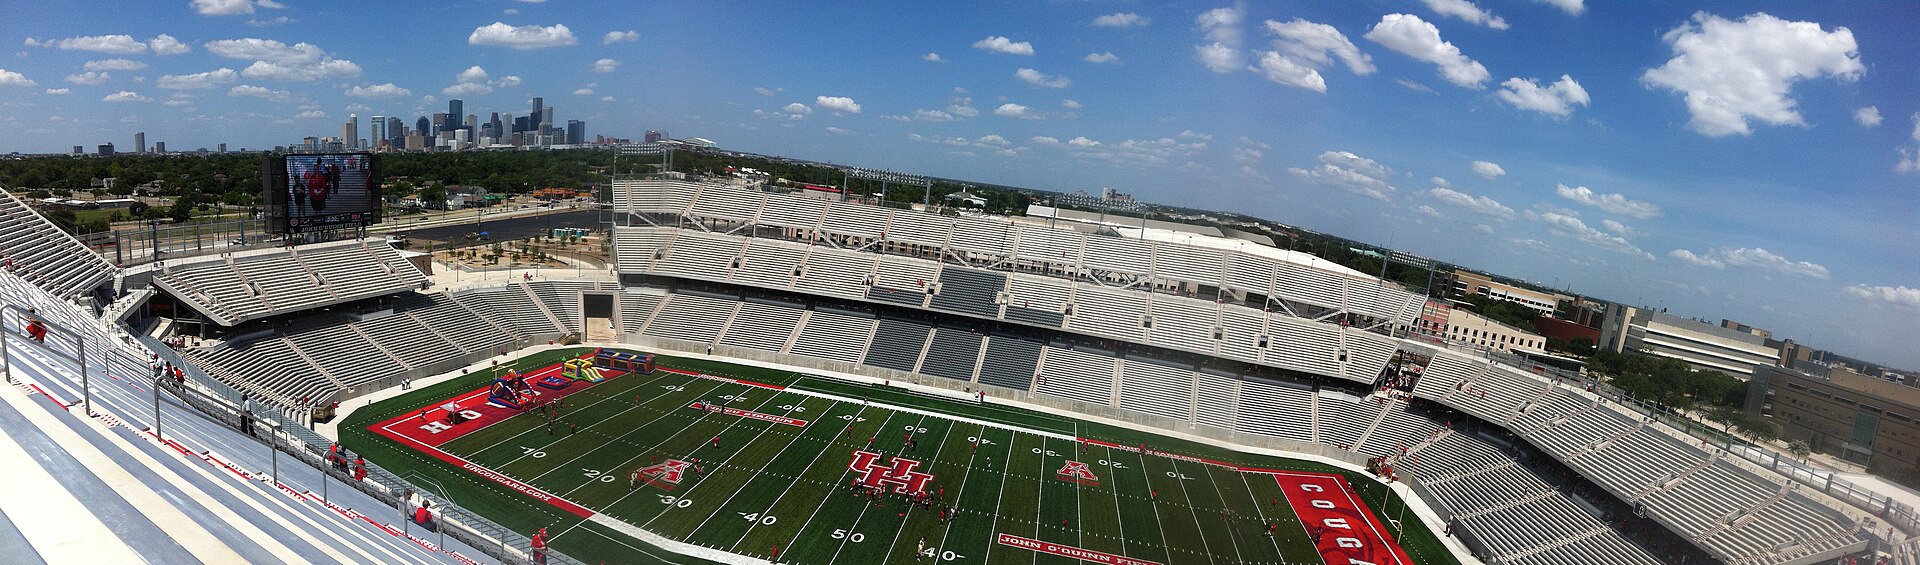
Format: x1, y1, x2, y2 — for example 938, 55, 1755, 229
777, 404, 808, 412
519, 446, 546, 458
658, 495, 693, 508
966, 436, 995, 445
661, 385, 684, 392
737, 512, 777, 525
582, 468, 616, 482
924, 548, 965, 561
831, 529, 866, 543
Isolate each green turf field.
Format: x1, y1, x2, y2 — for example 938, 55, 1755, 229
342, 349, 1459, 565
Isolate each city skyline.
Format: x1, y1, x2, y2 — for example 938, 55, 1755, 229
0, 1, 1913, 367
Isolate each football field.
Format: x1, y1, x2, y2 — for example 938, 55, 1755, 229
352, 349, 1448, 565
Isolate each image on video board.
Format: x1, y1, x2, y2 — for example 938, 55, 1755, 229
284, 153, 373, 230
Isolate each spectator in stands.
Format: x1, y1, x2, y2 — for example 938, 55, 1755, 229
530, 527, 548, 565
413, 500, 436, 532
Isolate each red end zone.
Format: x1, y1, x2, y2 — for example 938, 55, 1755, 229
368, 362, 622, 447
1272, 471, 1413, 565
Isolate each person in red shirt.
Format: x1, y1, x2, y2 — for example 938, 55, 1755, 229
530, 527, 548, 564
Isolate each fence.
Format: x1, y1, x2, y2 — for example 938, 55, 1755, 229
131, 333, 585, 565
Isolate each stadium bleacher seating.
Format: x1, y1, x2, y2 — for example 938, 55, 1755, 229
0, 187, 119, 299
1035, 345, 1118, 406
152, 241, 427, 326
862, 318, 931, 373
919, 327, 985, 382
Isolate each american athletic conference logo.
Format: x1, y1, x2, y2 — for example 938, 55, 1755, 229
847, 450, 934, 494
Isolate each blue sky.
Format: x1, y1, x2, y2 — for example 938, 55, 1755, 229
1, 1, 1916, 367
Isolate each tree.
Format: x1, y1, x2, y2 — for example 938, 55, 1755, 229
1787, 440, 1811, 459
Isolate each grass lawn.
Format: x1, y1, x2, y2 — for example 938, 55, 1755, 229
343, 349, 1459, 565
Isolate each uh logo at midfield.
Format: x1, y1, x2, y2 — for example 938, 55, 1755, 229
848, 450, 934, 494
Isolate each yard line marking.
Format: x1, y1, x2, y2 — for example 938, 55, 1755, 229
1032, 433, 1045, 565
930, 421, 985, 565
641, 393, 817, 530
519, 379, 745, 485
677, 367, 1075, 441
1132, 445, 1187, 562
682, 397, 841, 540
778, 410, 906, 557
1238, 471, 1287, 558
880, 419, 954, 561
1101, 444, 1132, 558
480, 373, 726, 469
723, 402, 874, 552
983, 428, 1017, 565
1169, 458, 1226, 563
564, 387, 787, 500
1195, 462, 1244, 564
826, 413, 928, 565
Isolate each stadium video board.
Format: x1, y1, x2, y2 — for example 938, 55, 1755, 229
263, 153, 382, 234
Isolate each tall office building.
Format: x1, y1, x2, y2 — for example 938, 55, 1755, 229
644, 130, 665, 143
448, 99, 463, 128
387, 117, 404, 147
134, 131, 146, 154
430, 112, 447, 136
154, 141, 165, 154
98, 143, 115, 156
343, 114, 359, 150
72, 145, 83, 155
217, 143, 226, 153
530, 97, 543, 125
489, 113, 502, 138
465, 114, 478, 130
370, 115, 386, 149
566, 120, 584, 145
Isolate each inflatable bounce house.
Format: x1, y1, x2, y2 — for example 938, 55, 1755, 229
594, 349, 656, 374
486, 369, 535, 409
562, 358, 607, 383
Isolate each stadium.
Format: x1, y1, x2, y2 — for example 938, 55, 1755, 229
0, 166, 1906, 565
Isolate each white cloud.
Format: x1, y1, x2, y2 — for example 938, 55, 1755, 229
65, 71, 111, 85
456, 66, 488, 83
1474, 224, 1494, 234
44, 88, 69, 94
1395, 79, 1435, 93
1093, 13, 1149, 28
1843, 284, 1920, 310
592, 58, 620, 73
26, 34, 149, 55
1533, 0, 1585, 16
343, 102, 370, 112
1061, 99, 1082, 109
1554, 184, 1661, 219
1252, 51, 1324, 93
206, 38, 358, 81
948, 97, 979, 117
83, 59, 146, 71
825, 126, 854, 135
1260, 19, 1375, 81
443, 81, 492, 96
1470, 160, 1505, 179
1900, 114, 1920, 174
1527, 208, 1652, 258
782, 102, 812, 115
1417, 205, 1443, 218
0, 69, 34, 87
243, 59, 360, 81
1364, 13, 1489, 89
922, 52, 944, 63
1194, 5, 1245, 73
1600, 218, 1645, 238
993, 103, 1041, 120
573, 88, 594, 96
296, 109, 326, 119
148, 35, 190, 55
1422, 0, 1509, 30
467, 22, 578, 50
1642, 12, 1863, 137
1179, 130, 1211, 141
902, 109, 954, 122
192, 0, 253, 16
603, 30, 639, 44
753, 87, 781, 97
1428, 187, 1513, 218
1031, 136, 1060, 145
1014, 68, 1071, 89
1854, 106, 1882, 127
102, 90, 151, 103
1288, 150, 1397, 202
246, 16, 291, 27
1195, 43, 1241, 73
1084, 52, 1120, 64
1508, 238, 1550, 251
815, 95, 861, 114
156, 68, 237, 89
228, 84, 293, 101
971, 36, 1034, 56
600, 95, 614, 102
1068, 136, 1100, 147
345, 83, 409, 98
976, 134, 1010, 146
1497, 75, 1589, 117
1668, 246, 1829, 279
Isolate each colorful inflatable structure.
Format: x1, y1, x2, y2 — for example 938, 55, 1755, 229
594, 349, 655, 374
486, 369, 535, 410
562, 358, 606, 383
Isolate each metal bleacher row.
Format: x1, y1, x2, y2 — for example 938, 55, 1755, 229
615, 225, 1401, 385
1, 269, 478, 564
183, 280, 613, 409
1412, 349, 1868, 565
151, 240, 429, 326
0, 187, 120, 300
